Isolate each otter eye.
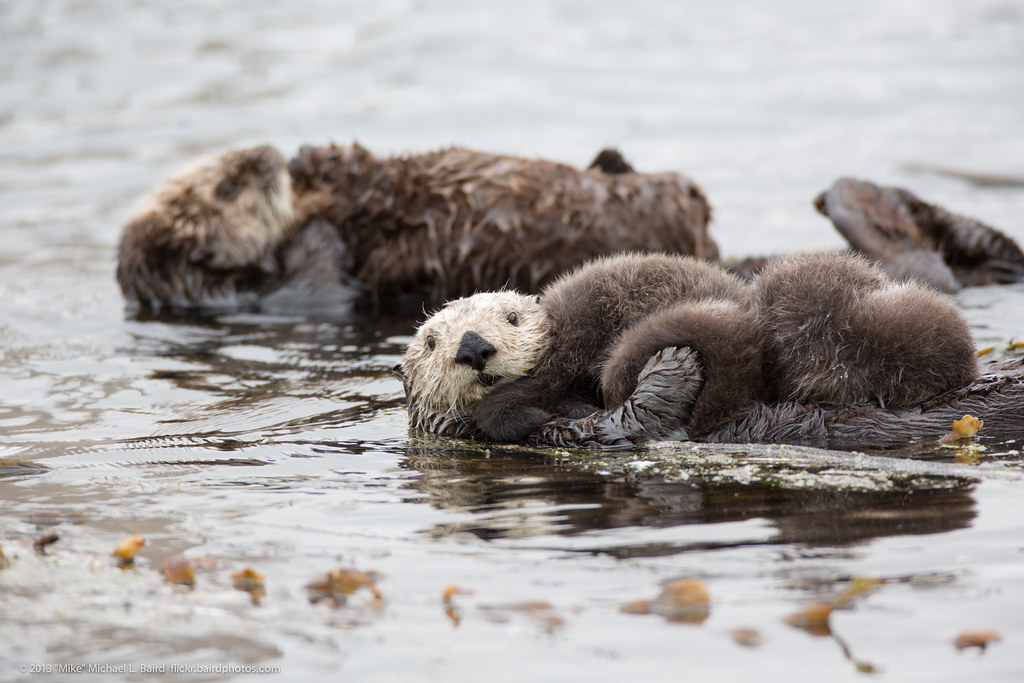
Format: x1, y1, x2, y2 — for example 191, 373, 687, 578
425, 335, 436, 351
215, 180, 239, 200
506, 312, 519, 326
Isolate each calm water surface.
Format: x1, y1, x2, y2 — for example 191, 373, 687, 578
2, 1, 1024, 681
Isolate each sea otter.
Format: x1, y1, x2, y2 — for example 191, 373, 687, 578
117, 142, 1024, 314
117, 143, 715, 313
395, 251, 980, 448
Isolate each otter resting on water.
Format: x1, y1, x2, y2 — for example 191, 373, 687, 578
117, 143, 715, 313
117, 142, 1024, 315
394, 251, 1024, 451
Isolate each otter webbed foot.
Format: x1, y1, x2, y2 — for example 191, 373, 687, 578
815, 178, 959, 293
532, 346, 704, 449
904, 194, 1024, 287
815, 177, 1024, 292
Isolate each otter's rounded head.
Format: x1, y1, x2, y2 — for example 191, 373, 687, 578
395, 291, 547, 437
128, 145, 295, 269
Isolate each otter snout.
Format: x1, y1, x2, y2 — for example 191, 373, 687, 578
454, 332, 495, 372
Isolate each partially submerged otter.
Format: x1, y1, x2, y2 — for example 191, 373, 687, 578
117, 145, 297, 310
117, 142, 1024, 314
117, 143, 714, 313
396, 252, 989, 449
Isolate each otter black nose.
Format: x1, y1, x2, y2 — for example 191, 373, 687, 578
454, 331, 495, 372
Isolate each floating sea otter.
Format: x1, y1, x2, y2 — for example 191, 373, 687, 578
116, 144, 714, 313
116, 143, 1024, 314
395, 251, 1024, 450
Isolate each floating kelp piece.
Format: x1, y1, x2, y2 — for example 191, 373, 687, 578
729, 628, 763, 647
620, 578, 711, 624
954, 629, 1002, 651
33, 532, 60, 555
306, 567, 383, 606
162, 556, 196, 588
833, 577, 885, 609
479, 600, 565, 631
442, 585, 472, 627
232, 567, 267, 605
939, 414, 984, 444
112, 534, 145, 566
783, 602, 834, 637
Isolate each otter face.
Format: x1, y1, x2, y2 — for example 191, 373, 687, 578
130, 145, 295, 269
395, 292, 548, 437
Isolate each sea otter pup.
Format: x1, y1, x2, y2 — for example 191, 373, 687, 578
395, 251, 978, 447
117, 143, 715, 312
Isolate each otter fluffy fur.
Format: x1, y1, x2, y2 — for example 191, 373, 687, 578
117, 143, 714, 312
396, 251, 979, 446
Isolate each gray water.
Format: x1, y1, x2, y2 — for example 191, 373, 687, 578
2, 1, 1024, 681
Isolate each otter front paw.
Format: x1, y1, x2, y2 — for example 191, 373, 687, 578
475, 401, 553, 443
533, 347, 704, 449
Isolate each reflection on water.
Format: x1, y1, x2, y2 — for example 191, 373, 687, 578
404, 447, 977, 551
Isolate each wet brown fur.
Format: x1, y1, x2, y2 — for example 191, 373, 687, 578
116, 145, 296, 311
119, 143, 715, 312
288, 144, 716, 304
404, 253, 766, 443
118, 144, 1024, 315
600, 299, 765, 432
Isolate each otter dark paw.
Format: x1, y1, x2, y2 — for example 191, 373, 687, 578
532, 347, 704, 449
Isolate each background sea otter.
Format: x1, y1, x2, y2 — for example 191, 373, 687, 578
116, 142, 1024, 315
396, 251, 979, 446
117, 143, 714, 313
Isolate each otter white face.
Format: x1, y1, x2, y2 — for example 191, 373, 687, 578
131, 145, 295, 269
396, 291, 548, 437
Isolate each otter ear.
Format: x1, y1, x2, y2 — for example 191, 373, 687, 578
534, 295, 541, 304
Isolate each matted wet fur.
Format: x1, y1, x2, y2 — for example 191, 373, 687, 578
288, 143, 716, 304
397, 252, 980, 448
116, 145, 298, 311
117, 143, 1024, 314
114, 145, 712, 313
396, 253, 759, 442
701, 356, 1024, 450
118, 143, 715, 312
